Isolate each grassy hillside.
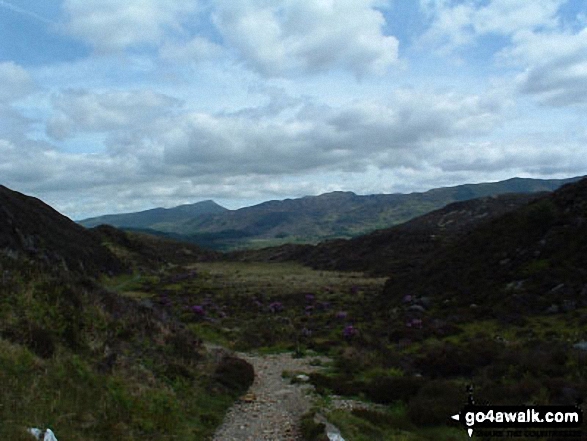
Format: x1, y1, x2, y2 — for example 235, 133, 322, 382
0, 188, 247, 440
0, 258, 242, 440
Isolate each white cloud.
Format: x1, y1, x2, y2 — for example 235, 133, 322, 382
418, 1, 587, 106
436, 135, 587, 177
212, 0, 399, 77
473, 0, 563, 35
63, 0, 198, 52
135, 88, 507, 178
0, 62, 35, 103
419, 0, 565, 52
502, 28, 587, 106
46, 89, 183, 140
160, 36, 224, 62
0, 62, 36, 142
61, 0, 398, 77
10, 87, 504, 205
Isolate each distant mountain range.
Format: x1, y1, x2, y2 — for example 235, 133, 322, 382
231, 175, 587, 316
79, 176, 584, 250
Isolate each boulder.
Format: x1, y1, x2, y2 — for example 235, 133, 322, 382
214, 356, 255, 395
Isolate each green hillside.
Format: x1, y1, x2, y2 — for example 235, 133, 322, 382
0, 187, 246, 440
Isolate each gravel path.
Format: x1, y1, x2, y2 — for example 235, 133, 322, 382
212, 351, 329, 441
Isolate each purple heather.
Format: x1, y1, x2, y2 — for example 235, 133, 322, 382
191, 305, 205, 315
343, 325, 358, 339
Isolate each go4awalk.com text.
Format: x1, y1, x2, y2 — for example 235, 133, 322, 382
451, 404, 583, 438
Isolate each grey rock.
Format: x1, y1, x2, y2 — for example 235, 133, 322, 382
408, 305, 426, 313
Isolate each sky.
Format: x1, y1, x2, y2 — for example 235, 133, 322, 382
1, 0, 586, 220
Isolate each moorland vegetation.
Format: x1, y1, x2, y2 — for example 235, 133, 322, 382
1, 178, 587, 440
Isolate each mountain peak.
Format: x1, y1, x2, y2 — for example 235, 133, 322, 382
309, 191, 358, 199
79, 199, 228, 229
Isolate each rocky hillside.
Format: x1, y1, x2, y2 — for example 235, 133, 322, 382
381, 177, 587, 315
0, 185, 124, 275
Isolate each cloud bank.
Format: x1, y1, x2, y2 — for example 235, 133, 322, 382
0, 0, 585, 219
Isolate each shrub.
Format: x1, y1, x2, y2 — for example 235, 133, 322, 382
407, 380, 465, 426
309, 373, 363, 397
300, 412, 327, 441
365, 375, 425, 404
214, 356, 254, 395
27, 326, 55, 359
415, 339, 499, 378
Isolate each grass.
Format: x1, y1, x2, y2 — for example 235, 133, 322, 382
104, 258, 587, 439
0, 258, 240, 440
109, 261, 387, 353
442, 311, 587, 345
326, 407, 469, 441
0, 340, 231, 440
5, 251, 586, 440
186, 261, 387, 298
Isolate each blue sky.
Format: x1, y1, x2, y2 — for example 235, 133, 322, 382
1, 0, 586, 219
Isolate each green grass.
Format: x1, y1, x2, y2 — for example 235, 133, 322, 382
185, 261, 387, 298
187, 323, 233, 348
326, 407, 469, 441
0, 259, 238, 440
0, 340, 230, 440
6, 252, 586, 440
442, 312, 587, 345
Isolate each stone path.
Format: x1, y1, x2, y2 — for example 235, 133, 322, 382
212, 351, 329, 441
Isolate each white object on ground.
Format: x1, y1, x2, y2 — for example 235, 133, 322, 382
27, 428, 58, 441
315, 413, 346, 441
325, 422, 345, 441
327, 431, 346, 441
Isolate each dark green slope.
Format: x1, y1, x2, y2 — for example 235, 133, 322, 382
91, 224, 221, 270
381, 177, 587, 315
0, 185, 124, 275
